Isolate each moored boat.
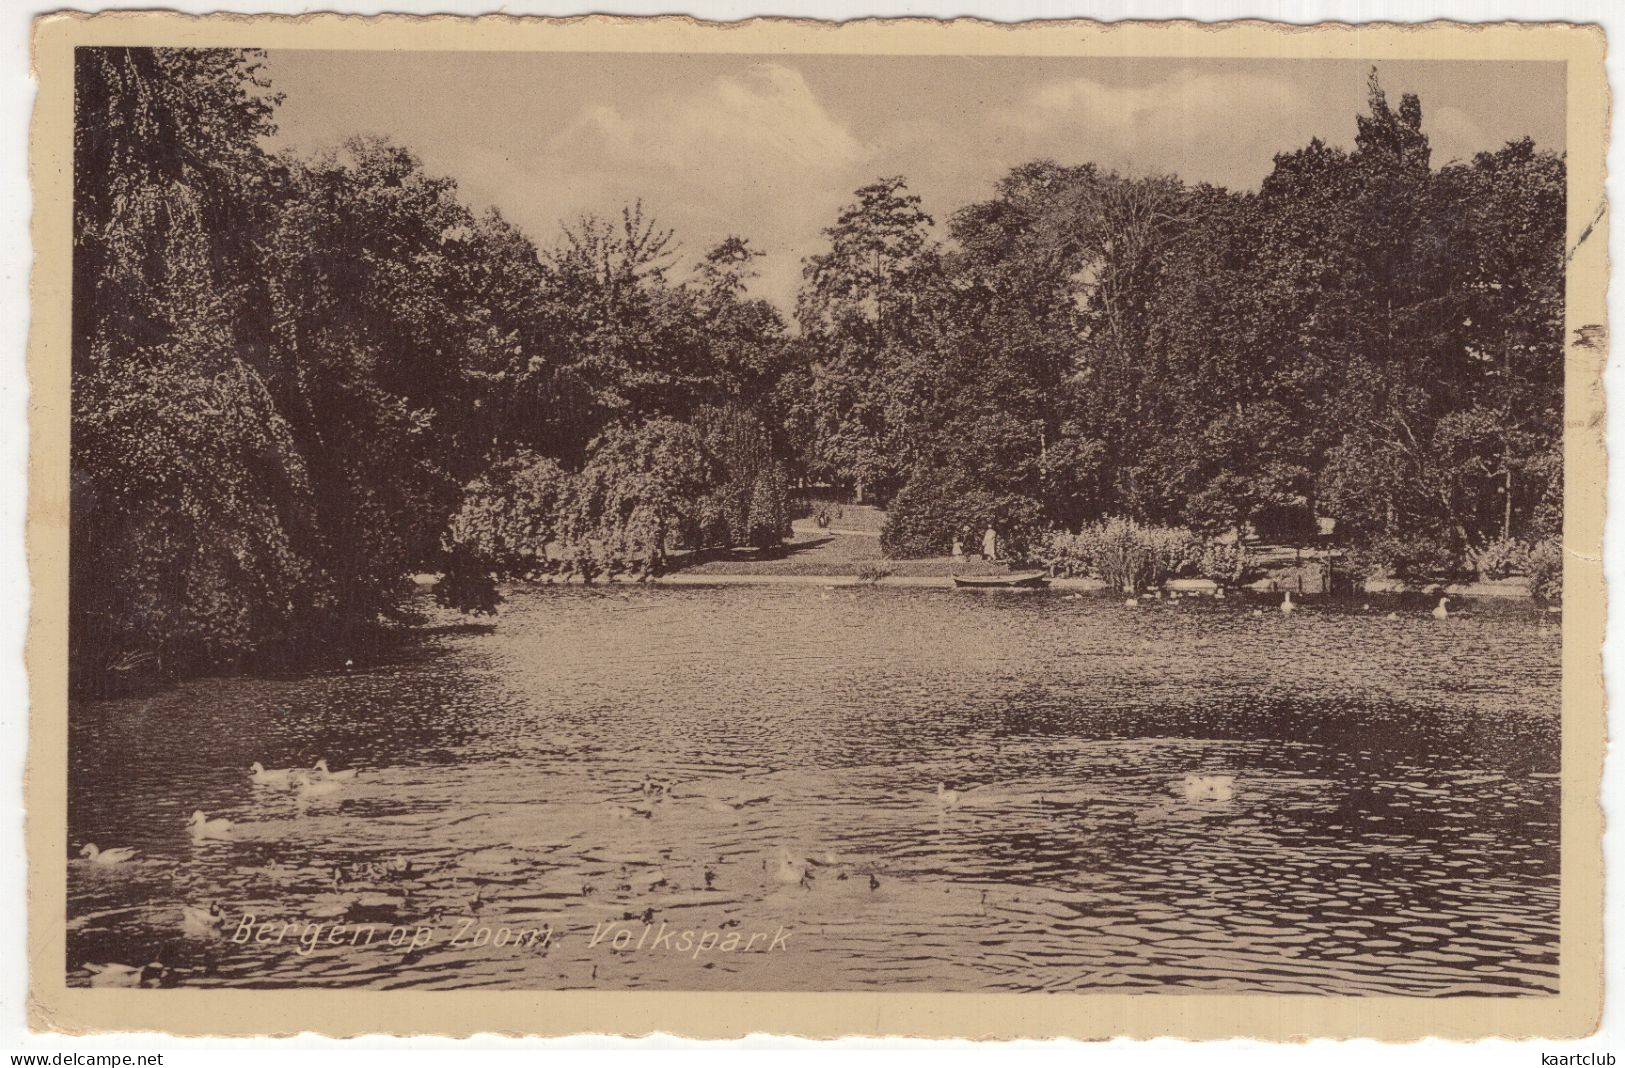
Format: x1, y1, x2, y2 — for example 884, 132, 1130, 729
951, 571, 1050, 589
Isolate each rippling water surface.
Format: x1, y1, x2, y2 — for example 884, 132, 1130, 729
68, 586, 1561, 995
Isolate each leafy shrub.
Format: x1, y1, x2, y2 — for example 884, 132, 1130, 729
880, 466, 1043, 560
1470, 536, 1530, 580
1036, 530, 1088, 578
745, 468, 791, 549
1354, 531, 1463, 584
856, 564, 892, 584
435, 547, 501, 615
1194, 540, 1251, 586
443, 451, 572, 578
1039, 518, 1202, 592
1526, 536, 1562, 602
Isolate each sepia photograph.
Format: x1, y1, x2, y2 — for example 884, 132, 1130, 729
22, 9, 1607, 1044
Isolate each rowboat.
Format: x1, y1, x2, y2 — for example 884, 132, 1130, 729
951, 571, 1050, 589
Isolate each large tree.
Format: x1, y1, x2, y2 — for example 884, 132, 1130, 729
798, 177, 940, 500
70, 48, 317, 677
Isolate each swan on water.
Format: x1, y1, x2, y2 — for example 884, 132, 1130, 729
1433, 596, 1450, 620
312, 758, 358, 782
84, 961, 164, 988
187, 811, 233, 839
1281, 591, 1296, 615
77, 843, 137, 865
1124, 596, 1139, 608
249, 762, 299, 786
308, 893, 356, 919
936, 782, 962, 808
775, 848, 812, 886
296, 775, 344, 801
181, 902, 225, 937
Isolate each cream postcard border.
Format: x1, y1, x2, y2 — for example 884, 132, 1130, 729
24, 11, 1609, 1040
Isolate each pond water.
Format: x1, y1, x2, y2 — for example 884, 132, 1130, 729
68, 585, 1561, 995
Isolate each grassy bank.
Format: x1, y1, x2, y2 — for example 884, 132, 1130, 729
665, 523, 1019, 579
496, 518, 1538, 599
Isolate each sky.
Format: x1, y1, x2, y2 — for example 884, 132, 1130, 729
262, 52, 1565, 310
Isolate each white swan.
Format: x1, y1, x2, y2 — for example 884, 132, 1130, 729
1123, 596, 1140, 608
187, 811, 233, 839
1432, 596, 1450, 620
775, 848, 811, 885
312, 758, 358, 782
77, 843, 137, 865
308, 892, 356, 919
936, 782, 962, 808
1281, 591, 1296, 615
181, 902, 225, 937
249, 762, 299, 786
296, 775, 344, 801
84, 961, 163, 988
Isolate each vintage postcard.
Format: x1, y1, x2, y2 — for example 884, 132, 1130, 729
26, 12, 1607, 1040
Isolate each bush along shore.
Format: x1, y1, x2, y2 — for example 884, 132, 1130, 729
437, 513, 1548, 602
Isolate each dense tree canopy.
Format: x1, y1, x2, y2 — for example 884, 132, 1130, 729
804, 71, 1565, 569
71, 52, 1565, 683
70, 48, 794, 680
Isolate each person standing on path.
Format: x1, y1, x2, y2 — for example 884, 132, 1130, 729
983, 526, 998, 561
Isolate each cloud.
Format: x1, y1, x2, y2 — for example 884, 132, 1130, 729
991, 69, 1323, 188
1424, 104, 1492, 166
549, 63, 866, 183
469, 62, 871, 307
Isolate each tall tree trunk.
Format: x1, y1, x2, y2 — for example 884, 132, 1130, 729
1502, 333, 1515, 542
1503, 464, 1513, 541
